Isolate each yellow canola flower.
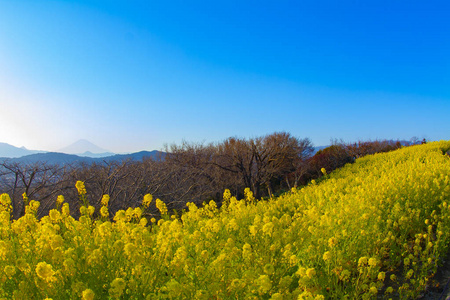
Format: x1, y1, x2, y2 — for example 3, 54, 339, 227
223, 189, 231, 200
49, 209, 61, 222
63, 258, 76, 276
244, 187, 255, 202
263, 263, 275, 275
156, 198, 168, 215
101, 194, 110, 206
114, 210, 126, 222
358, 256, 368, 267
297, 291, 324, 300
142, 193, 152, 208
223, 189, 232, 207
166, 278, 183, 297
368, 257, 378, 267
0, 210, 10, 224
56, 195, 64, 205
88, 205, 95, 216
62, 202, 70, 215
80, 206, 87, 215
256, 274, 272, 293
75, 181, 87, 195
125, 207, 134, 221
109, 278, 126, 298
100, 206, 109, 218
4, 265, 16, 278
262, 222, 274, 236
82, 289, 95, 300
328, 237, 337, 248
124, 243, 136, 257
0, 193, 12, 212
133, 207, 142, 219
0, 193, 11, 205
35, 262, 56, 282
270, 293, 284, 300
139, 218, 148, 226
305, 268, 316, 278
29, 200, 40, 213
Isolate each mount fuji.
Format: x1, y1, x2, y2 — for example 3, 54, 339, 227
57, 139, 114, 158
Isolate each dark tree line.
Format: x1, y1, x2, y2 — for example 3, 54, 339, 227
166, 132, 315, 200
0, 133, 407, 220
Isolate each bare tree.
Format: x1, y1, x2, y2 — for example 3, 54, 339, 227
213, 132, 313, 198
0, 160, 70, 218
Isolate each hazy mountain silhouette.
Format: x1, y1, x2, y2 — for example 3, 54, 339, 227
57, 139, 113, 157
0, 150, 164, 165
0, 142, 45, 158
0, 140, 163, 165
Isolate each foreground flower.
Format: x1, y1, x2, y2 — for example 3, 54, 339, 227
101, 194, 110, 206
82, 288, 95, 300
156, 198, 168, 215
36, 262, 56, 282
76, 181, 87, 195
142, 194, 152, 208
56, 195, 64, 205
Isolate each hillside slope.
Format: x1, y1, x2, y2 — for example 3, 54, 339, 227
0, 141, 449, 299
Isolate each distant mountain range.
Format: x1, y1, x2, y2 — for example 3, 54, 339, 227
0, 141, 163, 165
0, 140, 329, 164
0, 142, 46, 158
4, 139, 412, 166
0, 151, 163, 165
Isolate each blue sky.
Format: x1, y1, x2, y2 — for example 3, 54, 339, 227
0, 1, 449, 153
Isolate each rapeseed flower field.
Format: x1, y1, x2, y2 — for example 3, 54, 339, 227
1, 141, 449, 299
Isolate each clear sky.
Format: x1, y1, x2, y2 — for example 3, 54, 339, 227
1, 0, 449, 153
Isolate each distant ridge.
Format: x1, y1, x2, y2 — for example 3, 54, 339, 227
0, 150, 164, 165
102, 150, 166, 162
6, 152, 95, 165
77, 151, 116, 158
